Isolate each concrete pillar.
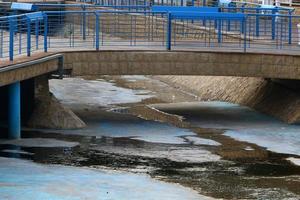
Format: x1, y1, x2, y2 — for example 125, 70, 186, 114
8, 81, 21, 139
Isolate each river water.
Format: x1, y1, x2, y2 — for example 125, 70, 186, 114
0, 75, 300, 199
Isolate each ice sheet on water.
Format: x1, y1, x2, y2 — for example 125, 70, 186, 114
50, 78, 154, 107
153, 101, 300, 156
0, 157, 215, 200
224, 129, 300, 156
55, 119, 198, 144
185, 136, 221, 146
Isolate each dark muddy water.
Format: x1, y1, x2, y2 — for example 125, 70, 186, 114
1, 76, 300, 200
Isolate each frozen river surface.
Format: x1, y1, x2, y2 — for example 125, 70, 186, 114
153, 101, 300, 157
0, 157, 212, 200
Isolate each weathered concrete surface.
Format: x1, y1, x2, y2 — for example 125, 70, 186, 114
27, 75, 86, 129
63, 51, 300, 80
155, 75, 300, 124
0, 53, 60, 87
2, 50, 300, 84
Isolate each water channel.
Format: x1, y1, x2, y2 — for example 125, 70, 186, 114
0, 75, 300, 199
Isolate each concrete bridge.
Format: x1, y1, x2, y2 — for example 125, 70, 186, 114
1, 3, 300, 139
1, 48, 300, 139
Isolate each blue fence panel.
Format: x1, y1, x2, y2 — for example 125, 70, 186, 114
1, 9, 300, 61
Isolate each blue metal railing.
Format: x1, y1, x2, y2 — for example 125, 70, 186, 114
1, 9, 300, 62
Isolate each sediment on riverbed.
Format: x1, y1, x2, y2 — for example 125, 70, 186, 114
154, 76, 300, 124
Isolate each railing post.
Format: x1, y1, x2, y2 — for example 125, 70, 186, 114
35, 20, 39, 50
227, 20, 230, 32
166, 12, 172, 51
82, 5, 86, 40
9, 17, 15, 61
240, 19, 244, 34
43, 13, 48, 53
241, 4, 245, 13
272, 9, 276, 40
218, 19, 222, 43
288, 11, 292, 45
27, 18, 31, 56
243, 18, 247, 53
256, 7, 260, 37
0, 29, 3, 58
95, 12, 100, 50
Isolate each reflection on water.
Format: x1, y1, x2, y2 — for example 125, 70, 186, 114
55, 116, 196, 144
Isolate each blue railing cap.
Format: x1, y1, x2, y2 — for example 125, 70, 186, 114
11, 2, 38, 11
25, 12, 45, 21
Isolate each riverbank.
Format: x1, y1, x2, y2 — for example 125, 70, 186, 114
155, 75, 300, 124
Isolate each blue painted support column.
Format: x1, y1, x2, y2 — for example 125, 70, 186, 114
8, 82, 21, 139
166, 12, 172, 50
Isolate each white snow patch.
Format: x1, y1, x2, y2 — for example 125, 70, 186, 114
185, 136, 221, 146
0, 157, 216, 200
49, 78, 153, 107
287, 157, 300, 166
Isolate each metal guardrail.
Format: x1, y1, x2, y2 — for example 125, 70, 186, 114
1, 8, 300, 61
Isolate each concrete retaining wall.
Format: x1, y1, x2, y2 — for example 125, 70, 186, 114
155, 75, 300, 124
